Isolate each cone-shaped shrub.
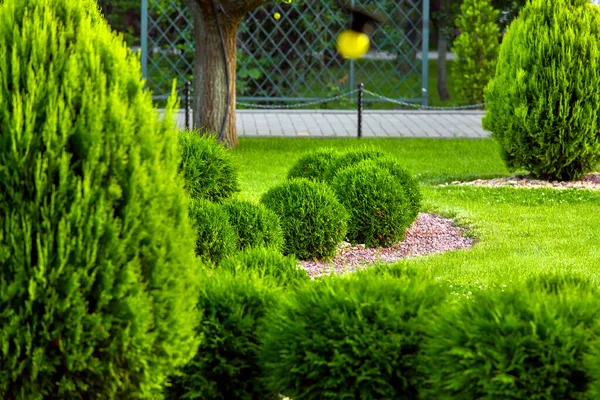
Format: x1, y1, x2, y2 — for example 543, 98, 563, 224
0, 0, 200, 398
167, 270, 280, 400
483, 0, 600, 181
188, 198, 237, 265
220, 247, 309, 287
261, 274, 447, 399
287, 148, 341, 182
261, 179, 348, 260
178, 130, 239, 202
452, 0, 500, 104
323, 147, 386, 182
332, 162, 412, 247
423, 287, 600, 399
221, 199, 284, 252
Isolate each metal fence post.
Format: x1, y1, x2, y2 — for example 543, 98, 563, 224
141, 0, 148, 79
421, 0, 430, 107
185, 81, 191, 130
357, 82, 364, 138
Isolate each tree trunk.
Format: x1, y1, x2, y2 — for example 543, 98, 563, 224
191, 2, 239, 147
437, 26, 450, 101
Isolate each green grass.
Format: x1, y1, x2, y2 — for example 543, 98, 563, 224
232, 137, 600, 286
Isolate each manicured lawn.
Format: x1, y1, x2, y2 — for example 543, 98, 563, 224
232, 137, 600, 286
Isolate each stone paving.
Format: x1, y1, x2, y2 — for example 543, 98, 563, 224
173, 109, 489, 138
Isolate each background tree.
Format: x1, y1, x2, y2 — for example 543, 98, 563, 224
452, 0, 500, 104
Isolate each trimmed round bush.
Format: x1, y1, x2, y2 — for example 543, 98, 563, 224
261, 179, 348, 260
261, 274, 447, 399
423, 287, 600, 399
0, 0, 201, 397
287, 148, 341, 182
323, 147, 386, 182
189, 198, 237, 265
178, 129, 239, 202
482, 0, 600, 181
167, 270, 280, 400
220, 247, 309, 287
221, 199, 284, 252
332, 163, 412, 247
357, 157, 422, 221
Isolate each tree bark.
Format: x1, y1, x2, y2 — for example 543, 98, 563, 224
437, 29, 450, 101
190, 1, 240, 147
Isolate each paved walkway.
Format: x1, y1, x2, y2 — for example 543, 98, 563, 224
174, 110, 489, 138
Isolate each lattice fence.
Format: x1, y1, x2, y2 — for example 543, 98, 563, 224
141, 0, 429, 106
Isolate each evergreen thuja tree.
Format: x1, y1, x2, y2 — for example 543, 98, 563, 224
0, 0, 201, 398
483, 0, 600, 181
452, 0, 500, 104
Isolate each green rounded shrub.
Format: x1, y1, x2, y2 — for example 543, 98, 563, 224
220, 247, 309, 287
287, 147, 341, 182
261, 274, 447, 399
423, 287, 600, 399
357, 157, 422, 221
332, 163, 412, 247
178, 129, 239, 202
0, 0, 201, 397
167, 270, 280, 400
483, 0, 600, 181
221, 199, 284, 252
260, 179, 348, 260
323, 147, 386, 182
189, 198, 237, 265
526, 272, 598, 295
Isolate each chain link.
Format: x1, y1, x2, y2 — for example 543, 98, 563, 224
236, 89, 360, 109
362, 90, 486, 110
179, 85, 486, 111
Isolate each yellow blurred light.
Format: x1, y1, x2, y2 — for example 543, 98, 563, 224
274, 12, 281, 20
336, 30, 370, 59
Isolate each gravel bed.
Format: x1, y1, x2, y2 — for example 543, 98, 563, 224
440, 172, 600, 190
299, 213, 474, 278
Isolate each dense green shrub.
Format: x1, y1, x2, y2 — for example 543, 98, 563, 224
526, 272, 598, 295
356, 156, 422, 221
287, 148, 341, 182
222, 199, 284, 252
261, 274, 447, 399
260, 179, 348, 260
178, 130, 239, 202
483, 0, 600, 181
0, 0, 201, 398
167, 270, 280, 400
423, 287, 600, 399
189, 198, 237, 265
220, 247, 309, 287
331, 163, 412, 247
452, 0, 500, 104
323, 147, 386, 182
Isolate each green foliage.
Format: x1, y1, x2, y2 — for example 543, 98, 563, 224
452, 0, 500, 104
261, 274, 447, 399
356, 156, 422, 221
324, 147, 386, 182
260, 179, 348, 260
332, 163, 413, 247
178, 130, 240, 202
483, 0, 600, 181
423, 287, 600, 399
0, 0, 201, 398
220, 247, 309, 287
167, 270, 280, 400
222, 199, 284, 252
287, 148, 341, 182
188, 198, 237, 265
526, 272, 599, 295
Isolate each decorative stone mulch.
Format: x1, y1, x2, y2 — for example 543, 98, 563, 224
298, 213, 474, 278
440, 173, 600, 190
